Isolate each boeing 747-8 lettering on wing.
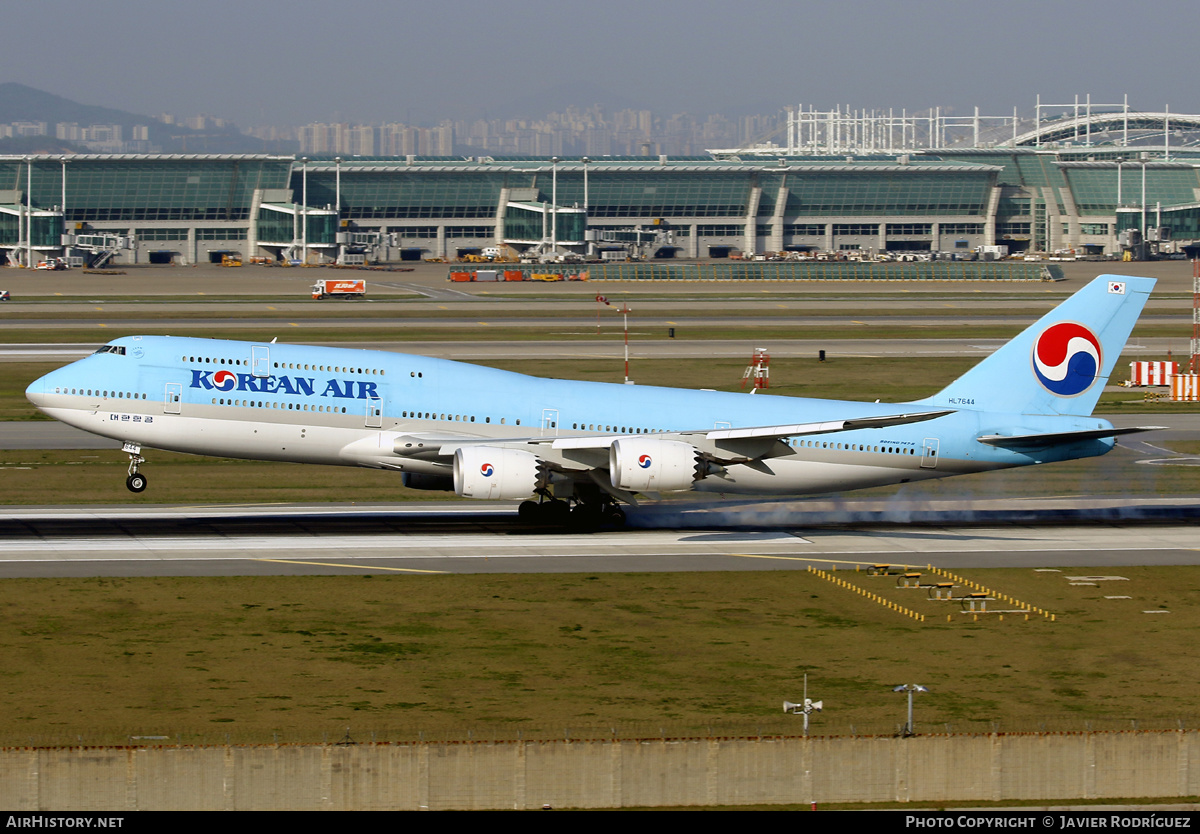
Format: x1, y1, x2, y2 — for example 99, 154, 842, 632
25, 275, 1161, 528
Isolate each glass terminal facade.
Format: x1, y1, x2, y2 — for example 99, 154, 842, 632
0, 148, 1198, 264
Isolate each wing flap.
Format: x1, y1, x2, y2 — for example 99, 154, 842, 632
698, 409, 954, 442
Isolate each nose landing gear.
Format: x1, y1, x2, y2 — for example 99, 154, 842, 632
123, 441, 147, 493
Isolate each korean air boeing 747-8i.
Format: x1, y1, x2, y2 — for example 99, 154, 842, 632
25, 274, 1161, 528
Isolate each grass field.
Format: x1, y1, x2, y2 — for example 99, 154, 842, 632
0, 302, 1093, 319
2, 567, 1199, 747
0, 321, 1188, 346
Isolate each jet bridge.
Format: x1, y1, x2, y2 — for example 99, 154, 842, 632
68, 233, 134, 268
336, 230, 395, 265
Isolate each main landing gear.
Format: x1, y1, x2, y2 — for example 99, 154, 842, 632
124, 442, 147, 493
518, 490, 627, 531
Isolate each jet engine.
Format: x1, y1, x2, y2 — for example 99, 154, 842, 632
609, 437, 701, 492
453, 446, 541, 500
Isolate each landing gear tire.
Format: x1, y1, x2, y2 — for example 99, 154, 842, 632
569, 502, 603, 532
125, 447, 147, 494
519, 499, 571, 526
604, 506, 627, 529
543, 500, 570, 525
518, 500, 540, 522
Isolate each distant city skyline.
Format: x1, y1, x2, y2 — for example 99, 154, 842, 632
4, 0, 1197, 131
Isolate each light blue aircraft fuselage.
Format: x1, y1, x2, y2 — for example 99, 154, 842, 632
24, 275, 1158, 522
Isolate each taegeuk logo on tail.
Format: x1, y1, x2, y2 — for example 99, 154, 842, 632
1031, 322, 1102, 397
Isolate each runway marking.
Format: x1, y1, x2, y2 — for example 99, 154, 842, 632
735, 553, 922, 568
255, 558, 445, 574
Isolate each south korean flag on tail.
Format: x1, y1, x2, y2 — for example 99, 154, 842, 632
1108, 280, 1126, 295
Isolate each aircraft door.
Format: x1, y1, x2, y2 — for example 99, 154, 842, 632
541, 408, 559, 436
164, 383, 182, 414
366, 397, 383, 428
920, 437, 939, 469
252, 346, 270, 378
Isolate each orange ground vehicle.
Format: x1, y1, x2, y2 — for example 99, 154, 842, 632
311, 279, 366, 299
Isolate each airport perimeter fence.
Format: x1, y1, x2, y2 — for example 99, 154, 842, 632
7, 729, 1200, 810
451, 261, 1058, 283
8, 714, 1198, 749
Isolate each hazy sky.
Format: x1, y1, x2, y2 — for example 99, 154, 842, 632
9, 0, 1195, 126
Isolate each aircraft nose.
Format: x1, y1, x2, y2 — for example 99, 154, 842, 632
25, 373, 48, 409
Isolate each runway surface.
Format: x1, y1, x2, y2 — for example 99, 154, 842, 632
0, 498, 1196, 578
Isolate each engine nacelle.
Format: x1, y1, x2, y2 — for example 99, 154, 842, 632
453, 446, 541, 500
609, 438, 700, 493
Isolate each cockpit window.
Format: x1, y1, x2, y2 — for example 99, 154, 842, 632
93, 345, 127, 356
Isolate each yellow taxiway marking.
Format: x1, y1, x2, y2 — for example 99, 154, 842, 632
735, 554, 921, 569
256, 558, 445, 574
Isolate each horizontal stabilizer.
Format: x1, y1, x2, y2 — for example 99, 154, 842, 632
977, 426, 1165, 448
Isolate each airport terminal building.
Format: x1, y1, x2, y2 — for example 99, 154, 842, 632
1, 145, 1199, 265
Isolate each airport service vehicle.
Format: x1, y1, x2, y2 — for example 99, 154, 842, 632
35, 258, 68, 271
311, 279, 366, 299
25, 275, 1159, 527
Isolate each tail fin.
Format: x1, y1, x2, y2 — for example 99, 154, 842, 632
917, 274, 1155, 416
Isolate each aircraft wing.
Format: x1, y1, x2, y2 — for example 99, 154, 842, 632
976, 426, 1165, 448
692, 409, 955, 442
391, 431, 496, 460
517, 409, 954, 451
390, 408, 954, 468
